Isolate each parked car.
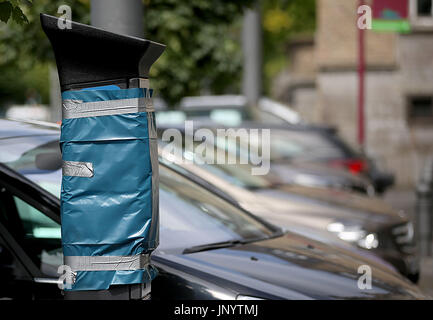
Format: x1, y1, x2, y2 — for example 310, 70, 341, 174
159, 95, 395, 194
177, 95, 301, 126
157, 124, 375, 195
0, 119, 425, 299
158, 138, 419, 282
232, 122, 394, 195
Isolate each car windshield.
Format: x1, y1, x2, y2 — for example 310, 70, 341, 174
156, 108, 249, 127
159, 138, 271, 190
201, 161, 270, 190
184, 108, 248, 127
0, 134, 274, 256
158, 165, 274, 253
182, 108, 287, 126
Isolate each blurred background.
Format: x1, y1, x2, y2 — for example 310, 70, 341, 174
2, 0, 433, 188
1, 0, 433, 295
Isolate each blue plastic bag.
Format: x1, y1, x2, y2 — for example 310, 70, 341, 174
60, 87, 159, 291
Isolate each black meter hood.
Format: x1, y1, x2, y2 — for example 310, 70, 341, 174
40, 14, 165, 90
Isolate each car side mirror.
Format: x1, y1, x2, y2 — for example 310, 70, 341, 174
35, 152, 62, 171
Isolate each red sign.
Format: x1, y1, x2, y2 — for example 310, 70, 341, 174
372, 0, 409, 20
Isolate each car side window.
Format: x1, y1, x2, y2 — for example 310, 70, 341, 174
0, 187, 62, 277
12, 196, 62, 277
14, 196, 61, 240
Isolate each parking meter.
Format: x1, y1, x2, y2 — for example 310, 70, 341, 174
40, 14, 165, 299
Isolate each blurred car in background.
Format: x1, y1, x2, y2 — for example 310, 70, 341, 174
158, 138, 419, 282
6, 105, 51, 122
158, 123, 375, 196
239, 122, 395, 195
0, 119, 424, 300
157, 95, 395, 195
156, 95, 301, 127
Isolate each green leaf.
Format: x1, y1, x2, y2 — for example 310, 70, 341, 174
7, 0, 19, 7
0, 1, 12, 23
11, 5, 28, 25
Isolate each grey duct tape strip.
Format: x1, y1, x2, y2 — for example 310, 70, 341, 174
64, 254, 150, 272
147, 111, 159, 243
62, 161, 94, 178
62, 97, 154, 119
147, 111, 157, 139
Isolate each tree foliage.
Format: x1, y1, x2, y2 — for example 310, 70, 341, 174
144, 0, 254, 105
0, 0, 31, 25
0, 0, 316, 108
262, 0, 316, 92
0, 0, 253, 106
0, 0, 89, 106
0, 0, 89, 67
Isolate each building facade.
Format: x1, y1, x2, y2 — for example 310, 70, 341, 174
274, 0, 433, 187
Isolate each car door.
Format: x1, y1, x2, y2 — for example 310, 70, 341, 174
0, 162, 226, 300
